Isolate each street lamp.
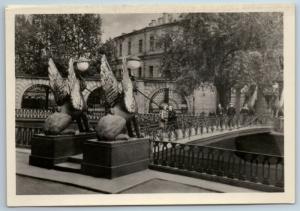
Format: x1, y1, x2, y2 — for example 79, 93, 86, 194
76, 57, 90, 72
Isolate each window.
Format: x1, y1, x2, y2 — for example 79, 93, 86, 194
149, 66, 154, 78
119, 43, 122, 56
150, 36, 155, 51
138, 67, 142, 78
138, 39, 143, 53
128, 41, 131, 55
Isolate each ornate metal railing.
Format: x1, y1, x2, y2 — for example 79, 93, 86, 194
15, 119, 44, 148
15, 108, 277, 148
143, 114, 274, 142
16, 109, 54, 119
149, 140, 284, 191
16, 109, 106, 120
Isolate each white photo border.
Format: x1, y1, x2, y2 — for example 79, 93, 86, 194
6, 3, 295, 206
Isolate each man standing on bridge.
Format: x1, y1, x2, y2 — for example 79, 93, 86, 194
227, 103, 236, 129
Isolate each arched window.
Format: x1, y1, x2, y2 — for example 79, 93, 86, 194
21, 85, 55, 110
149, 88, 188, 113
87, 87, 106, 113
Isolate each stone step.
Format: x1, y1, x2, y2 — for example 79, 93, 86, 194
67, 154, 83, 164
54, 162, 81, 173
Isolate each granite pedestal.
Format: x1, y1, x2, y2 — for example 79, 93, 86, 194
29, 133, 96, 168
81, 138, 150, 179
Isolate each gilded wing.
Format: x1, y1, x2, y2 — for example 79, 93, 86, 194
67, 58, 85, 111
99, 55, 121, 107
48, 58, 70, 106
121, 57, 136, 113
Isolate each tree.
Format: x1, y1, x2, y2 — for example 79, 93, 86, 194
98, 38, 116, 64
15, 14, 102, 76
158, 12, 283, 107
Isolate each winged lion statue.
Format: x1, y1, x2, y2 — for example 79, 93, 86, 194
43, 58, 93, 135
95, 55, 142, 140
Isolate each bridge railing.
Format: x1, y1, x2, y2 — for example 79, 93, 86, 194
15, 108, 278, 148
16, 109, 54, 119
149, 140, 284, 192
143, 114, 274, 142
15, 119, 44, 148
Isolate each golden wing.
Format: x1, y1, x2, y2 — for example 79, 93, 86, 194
48, 58, 70, 106
99, 55, 121, 107
67, 58, 85, 111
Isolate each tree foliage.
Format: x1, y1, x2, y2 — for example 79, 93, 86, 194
158, 12, 283, 106
98, 38, 116, 64
15, 14, 102, 76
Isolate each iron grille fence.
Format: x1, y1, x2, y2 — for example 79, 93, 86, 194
15, 108, 278, 148
149, 140, 284, 191
143, 114, 274, 142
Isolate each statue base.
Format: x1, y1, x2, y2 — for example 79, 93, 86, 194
29, 133, 96, 168
81, 138, 150, 179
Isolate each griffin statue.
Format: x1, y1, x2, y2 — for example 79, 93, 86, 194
44, 54, 141, 140
96, 55, 142, 140
43, 58, 93, 135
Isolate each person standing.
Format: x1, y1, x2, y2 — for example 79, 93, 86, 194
168, 105, 178, 129
240, 104, 249, 126
216, 103, 224, 129
216, 103, 224, 116
159, 104, 168, 130
227, 103, 236, 129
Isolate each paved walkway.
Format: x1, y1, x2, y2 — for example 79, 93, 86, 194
16, 149, 261, 194
17, 175, 100, 195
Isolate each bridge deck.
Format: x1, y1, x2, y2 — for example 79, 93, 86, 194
156, 125, 274, 147
176, 125, 273, 145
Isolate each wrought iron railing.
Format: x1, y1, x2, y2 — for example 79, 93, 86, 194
15, 119, 45, 148
15, 109, 277, 148
149, 140, 284, 191
143, 114, 274, 142
16, 109, 54, 119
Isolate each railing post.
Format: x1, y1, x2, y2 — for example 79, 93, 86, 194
161, 142, 168, 166
262, 156, 271, 185
250, 155, 259, 183
169, 143, 177, 167
195, 146, 204, 173
275, 157, 284, 187
226, 153, 236, 179
216, 149, 225, 176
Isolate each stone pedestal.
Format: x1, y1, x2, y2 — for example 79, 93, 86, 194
81, 138, 150, 179
29, 133, 96, 168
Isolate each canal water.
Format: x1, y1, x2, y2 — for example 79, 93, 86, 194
192, 132, 283, 156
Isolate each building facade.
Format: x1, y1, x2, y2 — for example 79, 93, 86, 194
110, 13, 217, 114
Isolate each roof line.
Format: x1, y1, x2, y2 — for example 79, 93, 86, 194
113, 21, 179, 40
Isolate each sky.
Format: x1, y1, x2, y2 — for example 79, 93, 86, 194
24, 13, 177, 42
100, 13, 164, 41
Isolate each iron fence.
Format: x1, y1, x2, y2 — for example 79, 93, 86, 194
15, 108, 277, 148
149, 140, 284, 191
143, 114, 274, 142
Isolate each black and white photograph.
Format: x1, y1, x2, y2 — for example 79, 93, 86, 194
5, 4, 295, 206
